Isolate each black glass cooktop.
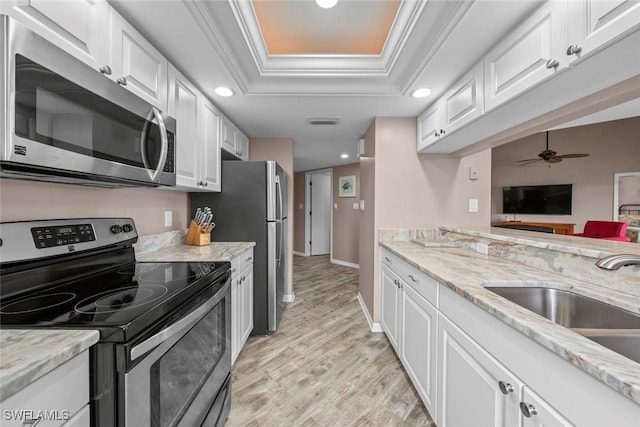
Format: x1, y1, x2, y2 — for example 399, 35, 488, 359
0, 260, 229, 342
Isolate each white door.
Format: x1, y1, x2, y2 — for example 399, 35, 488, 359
310, 171, 331, 255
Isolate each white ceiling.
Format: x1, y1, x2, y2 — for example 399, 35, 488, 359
110, 0, 550, 172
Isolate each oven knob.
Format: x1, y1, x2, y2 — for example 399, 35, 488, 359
122, 224, 133, 233
111, 225, 123, 234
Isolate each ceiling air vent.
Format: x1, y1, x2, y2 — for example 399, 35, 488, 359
306, 117, 340, 126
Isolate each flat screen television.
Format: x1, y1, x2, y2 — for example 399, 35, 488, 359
502, 184, 572, 215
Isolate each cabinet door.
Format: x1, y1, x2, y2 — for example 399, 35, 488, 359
380, 264, 402, 352
200, 99, 221, 192
168, 65, 200, 189
1, 0, 109, 71
484, 0, 566, 112
401, 283, 438, 418
437, 314, 523, 427
221, 117, 237, 155
443, 62, 484, 134
237, 131, 250, 161
520, 386, 574, 427
567, 0, 640, 64
109, 7, 168, 111
417, 101, 443, 150
239, 265, 254, 346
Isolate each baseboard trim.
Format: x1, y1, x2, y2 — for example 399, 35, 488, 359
283, 292, 296, 303
357, 292, 383, 333
331, 258, 360, 269
293, 251, 308, 257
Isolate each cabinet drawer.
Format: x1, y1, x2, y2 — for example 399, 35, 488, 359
381, 249, 438, 306
0, 351, 89, 427
231, 248, 254, 276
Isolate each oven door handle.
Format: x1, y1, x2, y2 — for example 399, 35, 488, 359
130, 290, 220, 361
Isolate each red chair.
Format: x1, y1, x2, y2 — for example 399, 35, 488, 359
573, 221, 631, 242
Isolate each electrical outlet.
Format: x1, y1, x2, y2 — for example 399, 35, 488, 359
164, 211, 172, 227
359, 200, 365, 211
468, 198, 479, 213
334, 203, 338, 209
353, 202, 359, 210
476, 243, 489, 255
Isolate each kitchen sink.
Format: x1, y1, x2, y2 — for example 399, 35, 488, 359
580, 332, 640, 363
483, 285, 640, 329
483, 284, 640, 363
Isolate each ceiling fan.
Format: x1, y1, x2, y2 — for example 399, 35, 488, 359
517, 132, 589, 166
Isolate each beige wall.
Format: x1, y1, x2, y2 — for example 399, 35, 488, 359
293, 172, 306, 254
359, 122, 377, 318
0, 179, 189, 236
360, 117, 493, 321
332, 163, 360, 265
249, 138, 295, 297
491, 117, 640, 233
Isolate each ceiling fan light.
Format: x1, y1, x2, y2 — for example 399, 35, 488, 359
411, 88, 432, 98
316, 0, 338, 9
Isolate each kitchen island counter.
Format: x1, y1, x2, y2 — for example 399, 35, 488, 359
0, 329, 99, 401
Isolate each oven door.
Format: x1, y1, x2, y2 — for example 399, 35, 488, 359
124, 280, 231, 427
1, 17, 175, 187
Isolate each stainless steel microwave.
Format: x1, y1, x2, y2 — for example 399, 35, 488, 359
0, 16, 176, 188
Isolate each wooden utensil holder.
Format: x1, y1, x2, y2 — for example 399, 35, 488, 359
185, 220, 211, 246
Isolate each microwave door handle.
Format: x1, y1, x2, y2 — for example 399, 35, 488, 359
140, 108, 168, 182
130, 290, 220, 360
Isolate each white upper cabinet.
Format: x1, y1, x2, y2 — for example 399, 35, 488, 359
417, 101, 444, 151
108, 7, 168, 111
221, 117, 237, 154
483, 0, 567, 112
0, 0, 109, 71
200, 98, 222, 191
442, 62, 484, 134
236, 131, 250, 161
566, 0, 640, 64
168, 65, 199, 189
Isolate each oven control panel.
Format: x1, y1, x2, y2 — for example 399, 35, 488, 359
31, 224, 95, 249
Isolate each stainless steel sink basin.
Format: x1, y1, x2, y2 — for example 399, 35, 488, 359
581, 332, 640, 363
483, 286, 640, 329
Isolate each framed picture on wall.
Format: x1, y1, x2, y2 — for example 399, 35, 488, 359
338, 175, 356, 197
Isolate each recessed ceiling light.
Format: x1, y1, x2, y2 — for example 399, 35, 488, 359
316, 0, 338, 9
214, 87, 234, 97
340, 153, 349, 159
411, 88, 432, 98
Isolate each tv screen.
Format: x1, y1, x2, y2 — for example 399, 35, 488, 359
502, 184, 572, 215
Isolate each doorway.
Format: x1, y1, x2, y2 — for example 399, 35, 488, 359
305, 169, 333, 256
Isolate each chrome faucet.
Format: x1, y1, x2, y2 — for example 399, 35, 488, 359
596, 254, 640, 270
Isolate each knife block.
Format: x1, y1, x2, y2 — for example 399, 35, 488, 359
185, 220, 211, 246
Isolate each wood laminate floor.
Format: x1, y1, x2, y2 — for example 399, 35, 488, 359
226, 255, 435, 426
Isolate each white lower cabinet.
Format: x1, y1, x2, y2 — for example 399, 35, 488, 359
380, 263, 402, 351
0, 351, 90, 427
520, 386, 573, 427
231, 248, 254, 365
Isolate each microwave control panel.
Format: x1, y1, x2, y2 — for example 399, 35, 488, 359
31, 224, 95, 249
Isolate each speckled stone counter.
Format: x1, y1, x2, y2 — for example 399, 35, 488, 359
379, 239, 640, 405
136, 242, 255, 263
0, 330, 99, 401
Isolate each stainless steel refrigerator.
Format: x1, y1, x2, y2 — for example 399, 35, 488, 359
191, 160, 288, 335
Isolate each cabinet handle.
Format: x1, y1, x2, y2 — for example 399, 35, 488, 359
434, 131, 439, 138
566, 44, 582, 56
384, 256, 391, 263
545, 59, 559, 69
99, 65, 112, 75
246, 257, 253, 262
204, 182, 208, 187
498, 381, 514, 394
519, 402, 538, 418
407, 274, 418, 283
116, 77, 128, 86
231, 268, 237, 273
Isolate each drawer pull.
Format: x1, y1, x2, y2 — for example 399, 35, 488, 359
246, 257, 253, 262
407, 274, 418, 283
519, 402, 538, 418
498, 381, 514, 394
384, 257, 392, 263
231, 268, 237, 273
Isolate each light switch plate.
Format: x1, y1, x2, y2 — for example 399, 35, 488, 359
353, 202, 359, 210
164, 211, 172, 227
334, 203, 338, 209
359, 200, 365, 211
299, 203, 304, 209
468, 198, 479, 213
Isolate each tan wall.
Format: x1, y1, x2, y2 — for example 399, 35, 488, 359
249, 138, 295, 297
332, 163, 360, 265
359, 122, 377, 317
360, 117, 493, 321
491, 117, 640, 233
0, 179, 189, 236
293, 172, 307, 254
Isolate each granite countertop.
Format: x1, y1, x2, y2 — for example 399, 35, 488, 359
380, 240, 640, 405
136, 242, 255, 263
0, 330, 99, 401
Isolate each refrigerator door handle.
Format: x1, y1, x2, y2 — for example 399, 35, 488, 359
276, 176, 284, 266
276, 175, 284, 221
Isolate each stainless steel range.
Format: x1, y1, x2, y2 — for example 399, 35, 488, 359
0, 218, 231, 427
